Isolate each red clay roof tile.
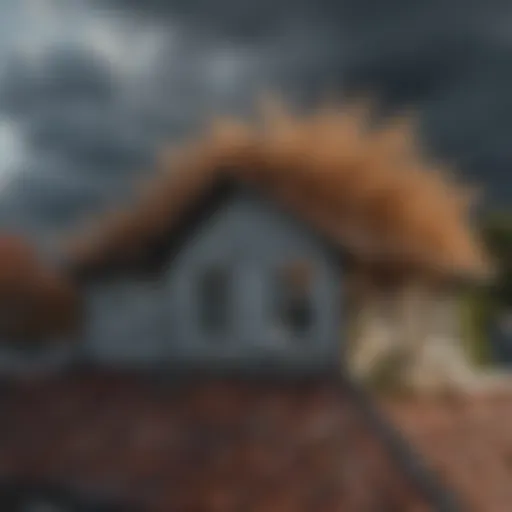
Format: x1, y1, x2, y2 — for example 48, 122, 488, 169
0, 372, 438, 511
384, 393, 512, 512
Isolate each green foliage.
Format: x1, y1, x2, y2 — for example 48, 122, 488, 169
482, 213, 512, 310
463, 212, 512, 366
460, 289, 494, 366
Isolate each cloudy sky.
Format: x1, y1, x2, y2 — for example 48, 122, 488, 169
0, 0, 510, 354
0, 0, 510, 238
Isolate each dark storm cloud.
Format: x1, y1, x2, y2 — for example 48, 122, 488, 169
9, 176, 103, 227
0, 0, 509, 242
101, 0, 318, 41
99, 0, 512, 171
2, 156, 114, 231
0, 38, 159, 237
0, 45, 114, 117
98, 0, 512, 128
26, 106, 152, 173
342, 32, 480, 107
100, 0, 501, 41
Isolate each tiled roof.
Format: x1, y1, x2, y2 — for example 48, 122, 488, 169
384, 391, 512, 512
0, 371, 438, 511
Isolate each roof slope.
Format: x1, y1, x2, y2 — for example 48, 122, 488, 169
384, 391, 512, 512
63, 99, 491, 285
0, 372, 443, 512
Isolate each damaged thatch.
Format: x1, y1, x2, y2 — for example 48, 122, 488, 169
62, 98, 491, 286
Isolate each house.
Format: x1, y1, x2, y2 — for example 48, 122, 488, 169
0, 100, 491, 510
55, 100, 489, 388
83, 176, 344, 372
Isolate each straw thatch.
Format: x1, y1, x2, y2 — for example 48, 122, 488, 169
62, 98, 490, 286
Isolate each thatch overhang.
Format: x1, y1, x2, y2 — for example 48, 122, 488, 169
61, 101, 491, 289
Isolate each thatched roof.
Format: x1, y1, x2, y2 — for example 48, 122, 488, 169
0, 99, 493, 341
63, 99, 491, 285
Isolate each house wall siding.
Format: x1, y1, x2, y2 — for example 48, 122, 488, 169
163, 185, 343, 370
55, 185, 343, 371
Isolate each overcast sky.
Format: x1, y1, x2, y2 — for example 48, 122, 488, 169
0, 0, 510, 237
0, 0, 510, 354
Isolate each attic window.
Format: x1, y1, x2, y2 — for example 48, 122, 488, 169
274, 261, 314, 339
198, 266, 230, 334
